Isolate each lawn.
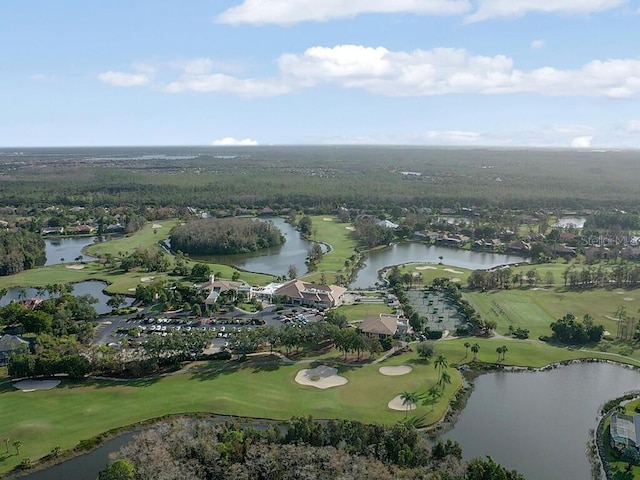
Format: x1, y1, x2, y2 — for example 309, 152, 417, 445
465, 287, 640, 341
0, 351, 457, 474
84, 220, 180, 258
397, 263, 473, 286
335, 303, 395, 322
307, 216, 358, 274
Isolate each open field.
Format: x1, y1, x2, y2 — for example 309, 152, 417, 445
0, 351, 457, 474
466, 288, 640, 340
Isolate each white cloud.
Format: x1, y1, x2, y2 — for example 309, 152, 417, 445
626, 120, 640, 132
216, 0, 470, 25
531, 39, 545, 50
571, 136, 594, 148
466, 0, 628, 23
97, 71, 151, 87
212, 137, 259, 146
100, 46, 640, 98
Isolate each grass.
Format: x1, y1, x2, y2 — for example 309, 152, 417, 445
84, 220, 180, 258
0, 351, 457, 474
397, 263, 473, 286
335, 303, 395, 322
308, 216, 358, 273
466, 287, 640, 342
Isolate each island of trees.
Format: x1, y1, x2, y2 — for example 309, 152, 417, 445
169, 217, 285, 255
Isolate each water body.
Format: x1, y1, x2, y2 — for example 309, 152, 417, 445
442, 362, 640, 480
553, 217, 587, 229
44, 237, 100, 266
0, 281, 131, 315
351, 243, 526, 289
194, 217, 321, 278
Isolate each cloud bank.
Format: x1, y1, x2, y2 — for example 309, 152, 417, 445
212, 137, 259, 146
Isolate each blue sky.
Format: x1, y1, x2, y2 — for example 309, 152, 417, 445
2, 0, 640, 148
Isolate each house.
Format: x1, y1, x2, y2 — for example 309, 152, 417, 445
41, 227, 64, 235
507, 240, 531, 253
257, 207, 275, 216
203, 275, 253, 305
66, 224, 96, 235
274, 280, 346, 309
376, 219, 399, 230
359, 314, 401, 339
553, 244, 577, 258
0, 334, 31, 366
585, 246, 611, 262
103, 224, 125, 234
610, 413, 640, 451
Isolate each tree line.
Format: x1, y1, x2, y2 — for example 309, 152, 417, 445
0, 229, 46, 276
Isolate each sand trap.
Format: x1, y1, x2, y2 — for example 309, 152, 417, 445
388, 395, 417, 411
415, 265, 437, 270
451, 278, 461, 282
65, 264, 85, 270
322, 217, 333, 221
379, 365, 413, 376
13, 379, 61, 392
152, 224, 163, 228
616, 291, 626, 294
624, 297, 634, 301
604, 330, 611, 336
345, 226, 355, 231
443, 268, 463, 274
140, 276, 155, 283
295, 365, 347, 389
128, 288, 136, 292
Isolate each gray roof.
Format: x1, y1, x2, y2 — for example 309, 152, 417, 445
0, 334, 30, 352
611, 413, 640, 448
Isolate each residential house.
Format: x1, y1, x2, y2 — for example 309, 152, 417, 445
203, 275, 253, 305
376, 219, 399, 230
610, 413, 640, 451
507, 240, 531, 253
274, 280, 346, 309
0, 334, 31, 366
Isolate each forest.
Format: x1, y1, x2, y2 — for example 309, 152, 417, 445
169, 217, 285, 255
2, 146, 640, 211
99, 416, 524, 480
0, 229, 45, 276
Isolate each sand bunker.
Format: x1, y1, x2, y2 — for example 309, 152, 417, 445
322, 217, 333, 221
13, 379, 61, 392
388, 395, 417, 411
624, 297, 634, 301
65, 264, 85, 270
379, 365, 413, 376
415, 265, 437, 270
443, 268, 464, 274
295, 365, 347, 389
451, 278, 461, 282
345, 226, 355, 231
140, 276, 155, 283
152, 224, 163, 228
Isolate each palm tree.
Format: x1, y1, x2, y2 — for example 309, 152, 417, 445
501, 345, 508, 361
496, 346, 503, 362
471, 343, 480, 361
426, 385, 441, 411
434, 354, 448, 378
464, 341, 471, 358
400, 391, 418, 418
438, 370, 452, 391
13, 440, 22, 456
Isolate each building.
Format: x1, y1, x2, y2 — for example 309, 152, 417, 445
0, 334, 31, 366
274, 280, 346, 309
359, 314, 401, 339
203, 275, 253, 305
610, 413, 640, 451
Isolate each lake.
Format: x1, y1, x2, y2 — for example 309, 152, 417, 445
351, 242, 526, 289
194, 217, 322, 278
442, 362, 640, 480
44, 237, 100, 266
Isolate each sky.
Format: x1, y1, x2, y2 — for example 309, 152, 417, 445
2, 0, 640, 148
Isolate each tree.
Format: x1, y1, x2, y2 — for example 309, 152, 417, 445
416, 341, 435, 362
464, 341, 471, 358
399, 391, 418, 418
288, 264, 298, 280
13, 440, 22, 456
107, 294, 126, 311
426, 385, 441, 411
438, 370, 452, 390
501, 345, 508, 361
496, 346, 503, 362
99, 459, 136, 480
434, 354, 448, 378
471, 343, 480, 361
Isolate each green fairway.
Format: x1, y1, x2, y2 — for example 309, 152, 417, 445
0, 352, 458, 474
84, 220, 180, 257
398, 263, 473, 286
308, 216, 358, 273
465, 287, 640, 340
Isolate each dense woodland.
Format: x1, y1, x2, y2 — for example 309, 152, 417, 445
100, 416, 524, 480
2, 146, 640, 210
170, 218, 284, 255
0, 230, 45, 275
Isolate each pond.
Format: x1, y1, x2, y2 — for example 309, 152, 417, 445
441, 362, 640, 480
351, 243, 527, 289
44, 237, 100, 266
553, 217, 586, 229
192, 217, 322, 278
0, 281, 131, 315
